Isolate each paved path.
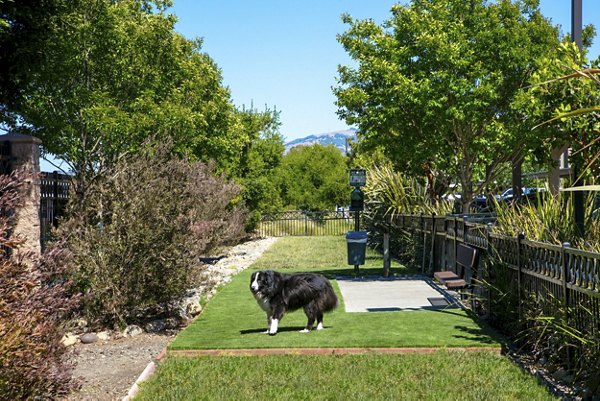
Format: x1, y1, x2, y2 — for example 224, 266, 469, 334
336, 275, 461, 312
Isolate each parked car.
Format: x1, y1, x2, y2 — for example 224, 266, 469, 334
498, 187, 545, 203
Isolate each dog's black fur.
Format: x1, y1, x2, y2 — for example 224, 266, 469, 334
249, 270, 338, 335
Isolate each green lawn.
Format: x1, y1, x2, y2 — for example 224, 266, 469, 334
170, 236, 500, 350
136, 353, 556, 401
133, 236, 556, 400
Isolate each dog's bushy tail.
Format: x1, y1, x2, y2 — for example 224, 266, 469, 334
319, 281, 338, 312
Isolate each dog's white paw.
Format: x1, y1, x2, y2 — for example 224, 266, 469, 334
316, 323, 324, 330
268, 319, 279, 335
299, 328, 310, 333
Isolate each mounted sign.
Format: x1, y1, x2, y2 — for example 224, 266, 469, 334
349, 187, 364, 211
349, 168, 366, 187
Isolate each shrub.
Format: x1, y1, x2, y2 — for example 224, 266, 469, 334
493, 186, 600, 250
0, 171, 80, 400
53, 141, 246, 328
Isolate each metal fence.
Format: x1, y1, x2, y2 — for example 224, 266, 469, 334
256, 210, 353, 237
393, 213, 600, 357
40, 171, 71, 251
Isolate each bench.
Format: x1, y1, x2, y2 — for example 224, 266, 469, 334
434, 243, 478, 292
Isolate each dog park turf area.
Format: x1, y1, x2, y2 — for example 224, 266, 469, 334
169, 236, 501, 350
134, 237, 556, 400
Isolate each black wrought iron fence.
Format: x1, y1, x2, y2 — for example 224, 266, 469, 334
256, 210, 353, 237
40, 171, 71, 251
391, 213, 600, 366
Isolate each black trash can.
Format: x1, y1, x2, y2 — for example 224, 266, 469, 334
346, 231, 368, 265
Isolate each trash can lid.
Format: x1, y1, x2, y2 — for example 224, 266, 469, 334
346, 231, 368, 240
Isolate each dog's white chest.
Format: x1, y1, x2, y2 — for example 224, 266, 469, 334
253, 293, 271, 313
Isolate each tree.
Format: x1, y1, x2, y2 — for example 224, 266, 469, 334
233, 106, 285, 226
1, 0, 242, 203
0, 0, 73, 122
334, 0, 561, 211
514, 42, 600, 179
275, 144, 348, 211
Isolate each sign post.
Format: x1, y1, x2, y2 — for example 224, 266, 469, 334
348, 169, 366, 275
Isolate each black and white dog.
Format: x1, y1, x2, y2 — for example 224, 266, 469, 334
249, 270, 338, 335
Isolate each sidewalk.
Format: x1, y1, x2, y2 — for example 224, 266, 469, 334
336, 275, 461, 312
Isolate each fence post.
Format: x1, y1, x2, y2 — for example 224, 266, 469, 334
429, 213, 436, 275
383, 231, 390, 277
483, 222, 493, 318
420, 213, 426, 274
517, 233, 525, 322
52, 171, 59, 227
453, 217, 458, 273
304, 213, 308, 236
561, 241, 571, 366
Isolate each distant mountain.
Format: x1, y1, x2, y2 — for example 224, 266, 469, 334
284, 128, 357, 154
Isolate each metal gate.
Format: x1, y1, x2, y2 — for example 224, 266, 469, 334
255, 210, 353, 237
40, 171, 71, 250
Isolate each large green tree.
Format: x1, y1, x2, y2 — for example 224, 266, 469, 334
0, 0, 73, 120
1, 0, 239, 183
275, 144, 348, 211
514, 42, 600, 179
234, 107, 285, 224
334, 0, 560, 211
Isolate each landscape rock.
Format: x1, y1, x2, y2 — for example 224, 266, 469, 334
553, 368, 568, 382
186, 301, 202, 316
97, 331, 111, 341
123, 325, 143, 337
80, 333, 99, 344
61, 333, 79, 346
145, 319, 167, 333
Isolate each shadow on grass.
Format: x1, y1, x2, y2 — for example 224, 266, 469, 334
240, 326, 307, 335
452, 325, 499, 345
240, 326, 335, 335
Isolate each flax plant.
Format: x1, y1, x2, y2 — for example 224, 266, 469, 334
362, 164, 452, 265
492, 187, 600, 251
364, 164, 452, 219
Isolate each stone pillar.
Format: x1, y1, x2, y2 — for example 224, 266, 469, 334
0, 133, 42, 256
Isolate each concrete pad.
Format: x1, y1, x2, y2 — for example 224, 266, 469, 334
336, 275, 461, 312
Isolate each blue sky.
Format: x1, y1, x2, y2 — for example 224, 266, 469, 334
171, 0, 600, 142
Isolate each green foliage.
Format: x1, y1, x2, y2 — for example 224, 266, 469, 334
275, 144, 348, 211
0, 171, 80, 400
0, 0, 73, 117
514, 43, 600, 178
2, 0, 241, 177
53, 141, 246, 328
233, 107, 285, 228
362, 164, 452, 265
335, 0, 561, 211
492, 187, 600, 249
364, 164, 453, 218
